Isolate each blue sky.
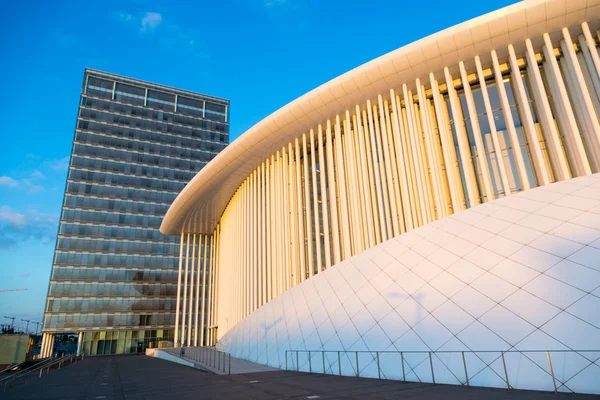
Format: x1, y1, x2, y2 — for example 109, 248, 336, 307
0, 0, 518, 331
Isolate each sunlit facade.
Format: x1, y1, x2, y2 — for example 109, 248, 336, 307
163, 0, 600, 393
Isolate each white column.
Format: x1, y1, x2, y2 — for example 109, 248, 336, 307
362, 109, 382, 242
508, 44, 551, 186
377, 98, 401, 236
405, 84, 434, 222
352, 111, 371, 245
416, 79, 445, 215
295, 138, 306, 281
187, 234, 196, 345
578, 37, 600, 115
444, 68, 481, 206
388, 91, 412, 230
582, 22, 600, 87
40, 333, 47, 358
310, 129, 323, 274
317, 126, 331, 269
356, 106, 377, 244
524, 40, 570, 182
282, 147, 291, 289
562, 28, 600, 164
491, 50, 531, 191
275, 151, 284, 293
249, 172, 255, 311
412, 99, 435, 221
372, 103, 394, 237
325, 120, 341, 264
256, 168, 262, 305
207, 233, 216, 345
459, 61, 496, 200
261, 162, 267, 304
213, 227, 221, 342
181, 233, 191, 346
77, 332, 83, 355
425, 96, 451, 216
429, 73, 462, 212
46, 334, 54, 357
302, 134, 314, 278
365, 102, 387, 240
345, 111, 366, 248
200, 235, 208, 345
543, 33, 592, 175
334, 115, 352, 259
266, 158, 273, 298
194, 235, 203, 346
174, 232, 184, 347
400, 103, 423, 225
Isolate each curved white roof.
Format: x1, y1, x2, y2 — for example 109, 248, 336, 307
216, 172, 600, 395
161, 0, 600, 235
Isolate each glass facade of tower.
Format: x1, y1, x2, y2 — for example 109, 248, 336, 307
42, 69, 228, 355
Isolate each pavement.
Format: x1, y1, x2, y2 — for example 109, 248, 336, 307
2, 355, 598, 400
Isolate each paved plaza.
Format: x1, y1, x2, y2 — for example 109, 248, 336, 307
4, 355, 599, 400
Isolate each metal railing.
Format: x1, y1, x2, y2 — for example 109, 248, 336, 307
0, 363, 20, 375
285, 349, 600, 394
173, 347, 231, 375
1, 353, 83, 392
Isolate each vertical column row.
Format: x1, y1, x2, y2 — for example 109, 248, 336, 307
212, 25, 600, 342
174, 231, 216, 347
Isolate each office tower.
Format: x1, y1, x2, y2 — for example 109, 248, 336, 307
41, 69, 229, 356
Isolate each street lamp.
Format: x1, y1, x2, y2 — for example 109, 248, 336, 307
32, 321, 41, 335
21, 319, 30, 333
4, 316, 15, 329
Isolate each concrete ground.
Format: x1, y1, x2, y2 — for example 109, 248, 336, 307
3, 355, 597, 400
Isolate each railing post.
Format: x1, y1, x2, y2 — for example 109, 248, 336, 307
546, 352, 558, 394
377, 352, 381, 380
309, 351, 312, 373
322, 351, 326, 374
338, 351, 341, 376
429, 352, 435, 384
462, 351, 469, 386
356, 352, 360, 378
501, 352, 510, 390
401, 352, 405, 381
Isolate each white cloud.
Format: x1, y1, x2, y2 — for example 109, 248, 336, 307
0, 176, 44, 193
141, 12, 162, 32
21, 179, 44, 193
0, 207, 26, 226
44, 156, 69, 172
115, 10, 206, 58
0, 176, 19, 188
30, 170, 46, 180
0, 206, 58, 248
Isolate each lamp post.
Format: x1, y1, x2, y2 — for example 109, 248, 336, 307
21, 319, 30, 333
32, 321, 41, 335
4, 316, 15, 329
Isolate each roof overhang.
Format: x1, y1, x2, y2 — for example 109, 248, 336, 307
161, 0, 600, 235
